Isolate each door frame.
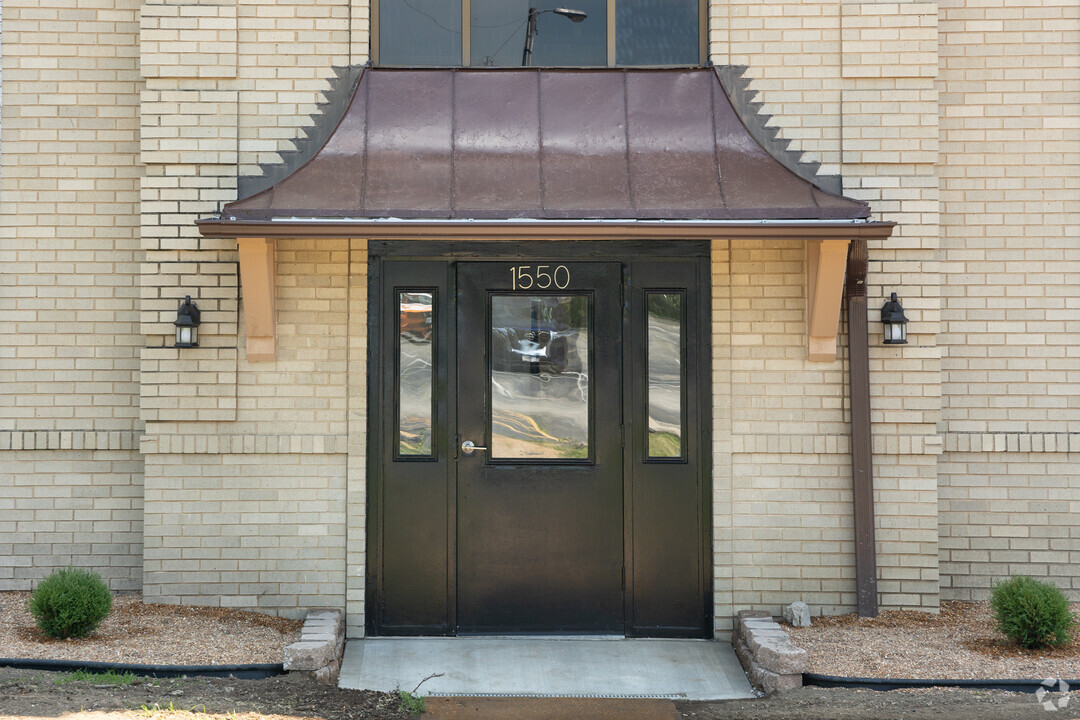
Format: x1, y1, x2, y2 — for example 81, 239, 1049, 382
366, 239, 712, 637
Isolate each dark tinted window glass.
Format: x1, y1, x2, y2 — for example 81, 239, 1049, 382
646, 292, 683, 458
399, 291, 435, 456
379, 0, 462, 66
616, 0, 698, 66
471, 0, 607, 67
490, 295, 590, 459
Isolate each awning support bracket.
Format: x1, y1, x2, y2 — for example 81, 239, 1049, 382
806, 238, 851, 362
237, 237, 277, 362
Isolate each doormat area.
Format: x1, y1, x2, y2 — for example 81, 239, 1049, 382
338, 637, 755, 701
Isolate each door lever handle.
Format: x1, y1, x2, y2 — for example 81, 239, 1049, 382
461, 440, 488, 455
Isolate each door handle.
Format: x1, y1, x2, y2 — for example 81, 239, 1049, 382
461, 440, 488, 455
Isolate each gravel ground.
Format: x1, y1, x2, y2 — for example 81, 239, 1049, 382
0, 669, 1074, 720
786, 600, 1080, 680
0, 592, 302, 665
0, 668, 408, 720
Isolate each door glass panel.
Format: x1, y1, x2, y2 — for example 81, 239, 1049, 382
646, 292, 683, 458
490, 295, 589, 459
398, 291, 434, 456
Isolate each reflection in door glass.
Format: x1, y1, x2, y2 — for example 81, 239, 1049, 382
399, 291, 434, 456
491, 295, 589, 459
647, 293, 683, 458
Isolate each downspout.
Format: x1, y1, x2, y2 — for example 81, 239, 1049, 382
846, 238, 878, 617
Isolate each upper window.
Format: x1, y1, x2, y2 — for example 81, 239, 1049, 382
376, 0, 702, 67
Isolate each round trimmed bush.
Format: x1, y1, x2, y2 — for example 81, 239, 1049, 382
990, 575, 1076, 649
28, 567, 113, 639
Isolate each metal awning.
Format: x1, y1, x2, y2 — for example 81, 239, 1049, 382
200, 67, 876, 231
200, 67, 893, 364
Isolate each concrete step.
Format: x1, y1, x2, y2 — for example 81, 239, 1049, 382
338, 637, 755, 701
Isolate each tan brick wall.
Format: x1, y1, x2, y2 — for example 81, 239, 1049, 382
711, 0, 843, 174
937, 0, 1080, 597
345, 241, 368, 638
139, 237, 354, 616
235, 0, 351, 178
0, 448, 143, 591
713, 239, 941, 631
939, 452, 1080, 600
142, 451, 345, 614
3, 0, 1076, 630
938, 0, 1080, 433
134, 0, 370, 623
1, 0, 142, 432
0, 0, 145, 589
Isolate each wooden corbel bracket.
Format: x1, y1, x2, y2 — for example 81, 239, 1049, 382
806, 238, 852, 362
236, 237, 276, 361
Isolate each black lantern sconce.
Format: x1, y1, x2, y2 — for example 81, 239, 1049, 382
881, 292, 908, 345
174, 295, 201, 348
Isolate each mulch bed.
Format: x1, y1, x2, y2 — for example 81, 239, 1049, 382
786, 600, 1080, 680
1, 592, 302, 665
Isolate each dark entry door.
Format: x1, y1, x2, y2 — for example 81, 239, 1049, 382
455, 261, 623, 633
370, 242, 710, 638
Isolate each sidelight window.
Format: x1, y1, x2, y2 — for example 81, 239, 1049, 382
398, 290, 436, 457
646, 292, 684, 459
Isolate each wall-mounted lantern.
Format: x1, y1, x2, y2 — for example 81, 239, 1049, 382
174, 295, 201, 348
881, 292, 908, 345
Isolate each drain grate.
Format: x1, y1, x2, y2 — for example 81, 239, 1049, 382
427, 693, 688, 699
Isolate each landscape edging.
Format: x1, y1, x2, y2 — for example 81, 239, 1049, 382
0, 657, 283, 679
803, 672, 1080, 694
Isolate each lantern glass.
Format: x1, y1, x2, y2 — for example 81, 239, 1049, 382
176, 325, 196, 347
884, 322, 906, 344
174, 295, 201, 348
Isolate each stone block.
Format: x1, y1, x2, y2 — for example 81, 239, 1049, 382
751, 639, 808, 676
731, 610, 809, 693
284, 641, 336, 671
751, 662, 803, 694
314, 657, 341, 686
783, 601, 811, 627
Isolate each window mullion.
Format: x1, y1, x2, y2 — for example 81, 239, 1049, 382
606, 0, 616, 66
462, 0, 471, 66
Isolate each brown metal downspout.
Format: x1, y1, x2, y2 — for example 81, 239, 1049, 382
846, 238, 878, 617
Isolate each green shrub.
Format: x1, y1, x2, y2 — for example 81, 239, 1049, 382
28, 567, 113, 639
990, 575, 1076, 649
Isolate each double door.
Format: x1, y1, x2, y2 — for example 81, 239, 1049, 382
370, 243, 708, 636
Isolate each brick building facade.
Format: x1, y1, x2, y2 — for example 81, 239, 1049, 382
1, 0, 1077, 638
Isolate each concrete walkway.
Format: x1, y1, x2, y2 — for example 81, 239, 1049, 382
338, 637, 755, 700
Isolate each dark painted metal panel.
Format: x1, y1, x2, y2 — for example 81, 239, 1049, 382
364, 71, 453, 215
537, 71, 632, 216
369, 242, 711, 637
626, 259, 708, 636
453, 71, 543, 216
846, 239, 878, 618
374, 261, 451, 633
456, 261, 624, 632
625, 71, 722, 216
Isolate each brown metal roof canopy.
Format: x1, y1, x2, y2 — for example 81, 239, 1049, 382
205, 67, 875, 228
